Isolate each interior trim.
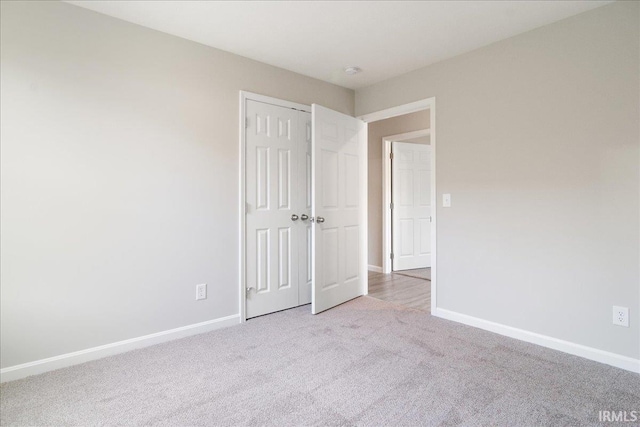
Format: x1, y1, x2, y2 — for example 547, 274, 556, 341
434, 308, 640, 373
1, 314, 240, 383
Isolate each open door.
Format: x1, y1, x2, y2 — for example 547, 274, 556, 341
311, 104, 367, 314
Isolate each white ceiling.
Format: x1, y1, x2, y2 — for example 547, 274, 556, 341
66, 1, 612, 90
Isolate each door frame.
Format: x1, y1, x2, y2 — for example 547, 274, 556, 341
238, 91, 310, 323
358, 97, 436, 314
382, 130, 431, 274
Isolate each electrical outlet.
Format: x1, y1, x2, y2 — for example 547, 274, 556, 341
196, 284, 207, 301
612, 306, 629, 327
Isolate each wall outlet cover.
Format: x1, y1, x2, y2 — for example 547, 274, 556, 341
612, 306, 629, 327
196, 284, 207, 301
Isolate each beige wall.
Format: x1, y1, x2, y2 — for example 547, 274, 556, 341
0, 1, 353, 368
357, 1, 639, 359
367, 111, 430, 268
3, 0, 638, 372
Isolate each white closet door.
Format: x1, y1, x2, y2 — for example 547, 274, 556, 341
246, 100, 301, 318
311, 104, 367, 315
392, 141, 431, 271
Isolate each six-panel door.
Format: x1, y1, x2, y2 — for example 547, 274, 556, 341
246, 100, 312, 318
311, 104, 367, 314
392, 141, 431, 271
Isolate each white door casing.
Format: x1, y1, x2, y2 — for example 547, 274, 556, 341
245, 100, 310, 318
312, 104, 367, 314
359, 97, 435, 313
392, 141, 431, 271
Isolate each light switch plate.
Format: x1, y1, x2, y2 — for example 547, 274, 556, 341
443, 193, 451, 208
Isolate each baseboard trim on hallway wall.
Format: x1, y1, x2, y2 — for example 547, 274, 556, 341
368, 265, 383, 273
0, 314, 241, 383
433, 308, 640, 374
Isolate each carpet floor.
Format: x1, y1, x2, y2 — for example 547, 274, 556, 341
1, 297, 638, 426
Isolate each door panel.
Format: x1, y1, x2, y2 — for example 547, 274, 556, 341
255, 229, 270, 292
344, 225, 360, 280
256, 147, 269, 210
312, 104, 367, 314
399, 219, 414, 256
321, 227, 339, 289
277, 150, 291, 209
321, 150, 339, 207
392, 141, 431, 271
278, 227, 291, 288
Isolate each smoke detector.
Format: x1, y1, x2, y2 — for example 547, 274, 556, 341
344, 66, 362, 75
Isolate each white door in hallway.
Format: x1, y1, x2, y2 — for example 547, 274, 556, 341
245, 100, 311, 318
312, 104, 367, 314
392, 141, 431, 271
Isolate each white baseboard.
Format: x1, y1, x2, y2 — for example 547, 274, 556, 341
0, 314, 241, 383
368, 265, 383, 273
433, 308, 640, 374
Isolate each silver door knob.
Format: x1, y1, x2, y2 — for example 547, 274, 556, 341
301, 214, 309, 221
291, 214, 299, 221
316, 216, 325, 223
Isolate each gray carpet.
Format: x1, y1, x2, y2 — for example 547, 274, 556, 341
1, 297, 638, 426
396, 268, 431, 281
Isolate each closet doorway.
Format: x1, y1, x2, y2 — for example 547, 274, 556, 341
239, 92, 368, 320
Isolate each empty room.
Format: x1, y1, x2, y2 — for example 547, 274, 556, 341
1, 1, 638, 426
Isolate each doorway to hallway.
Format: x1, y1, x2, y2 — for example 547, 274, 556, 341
358, 97, 435, 313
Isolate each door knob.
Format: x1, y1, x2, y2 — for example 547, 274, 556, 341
316, 216, 325, 223
301, 214, 309, 221
291, 214, 299, 221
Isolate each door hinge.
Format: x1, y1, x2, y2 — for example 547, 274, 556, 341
390, 253, 394, 260
245, 117, 249, 129
390, 152, 394, 160
429, 216, 432, 223
390, 203, 394, 210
